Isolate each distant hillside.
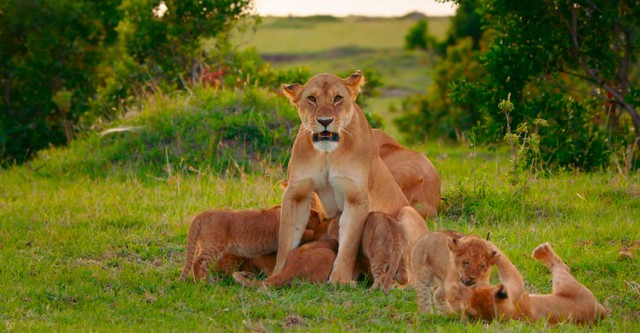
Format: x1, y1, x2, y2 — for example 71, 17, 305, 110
239, 15, 450, 55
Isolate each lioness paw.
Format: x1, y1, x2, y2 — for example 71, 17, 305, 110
329, 271, 356, 286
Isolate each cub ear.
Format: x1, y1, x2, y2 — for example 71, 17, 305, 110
343, 70, 366, 98
307, 209, 321, 230
282, 83, 303, 103
446, 237, 459, 252
279, 179, 289, 190
495, 285, 508, 299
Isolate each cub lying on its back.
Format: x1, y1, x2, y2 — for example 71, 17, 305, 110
178, 205, 321, 282
359, 212, 409, 293
411, 231, 499, 314
466, 243, 607, 325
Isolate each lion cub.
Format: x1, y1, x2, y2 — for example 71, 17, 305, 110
411, 231, 499, 314
359, 212, 409, 293
233, 217, 340, 288
213, 252, 277, 277
178, 205, 321, 282
466, 243, 606, 325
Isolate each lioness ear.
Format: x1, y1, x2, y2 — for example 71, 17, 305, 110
496, 285, 508, 299
282, 83, 303, 103
343, 70, 366, 98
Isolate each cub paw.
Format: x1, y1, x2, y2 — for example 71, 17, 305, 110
533, 242, 553, 260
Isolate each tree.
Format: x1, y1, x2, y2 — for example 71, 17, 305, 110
396, 1, 488, 142
404, 19, 438, 64
443, 0, 639, 170
0, 0, 255, 164
0, 0, 121, 163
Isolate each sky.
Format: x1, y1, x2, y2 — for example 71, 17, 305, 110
253, 0, 457, 17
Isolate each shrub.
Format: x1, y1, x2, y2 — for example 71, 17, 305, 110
33, 87, 299, 178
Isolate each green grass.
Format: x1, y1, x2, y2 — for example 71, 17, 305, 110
240, 16, 450, 55
1, 140, 639, 331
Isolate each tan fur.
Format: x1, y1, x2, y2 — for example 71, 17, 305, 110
372, 129, 441, 218
178, 206, 321, 282
411, 232, 499, 314
466, 243, 607, 325
358, 212, 409, 293
276, 71, 427, 283
213, 253, 277, 277
233, 218, 340, 288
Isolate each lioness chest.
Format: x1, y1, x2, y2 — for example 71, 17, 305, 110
306, 153, 370, 218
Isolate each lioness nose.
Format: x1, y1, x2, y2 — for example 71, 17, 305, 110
317, 118, 333, 128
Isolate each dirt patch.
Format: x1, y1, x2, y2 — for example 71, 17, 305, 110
283, 314, 305, 329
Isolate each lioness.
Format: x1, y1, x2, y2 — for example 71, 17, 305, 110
178, 206, 321, 282
373, 129, 440, 218
359, 212, 409, 293
466, 243, 607, 325
411, 231, 499, 314
275, 70, 427, 283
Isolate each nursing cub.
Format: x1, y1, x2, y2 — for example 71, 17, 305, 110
466, 243, 606, 325
411, 231, 499, 314
359, 212, 409, 293
178, 206, 321, 282
233, 216, 340, 288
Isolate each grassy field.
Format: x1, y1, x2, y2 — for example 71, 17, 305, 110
1, 141, 639, 331
1, 13, 638, 332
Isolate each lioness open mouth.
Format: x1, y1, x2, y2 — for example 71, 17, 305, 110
313, 131, 339, 142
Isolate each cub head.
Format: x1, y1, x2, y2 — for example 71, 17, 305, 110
282, 70, 365, 152
312, 215, 340, 241
447, 236, 499, 287
465, 284, 517, 322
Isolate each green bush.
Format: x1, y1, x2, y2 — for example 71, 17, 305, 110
33, 87, 299, 178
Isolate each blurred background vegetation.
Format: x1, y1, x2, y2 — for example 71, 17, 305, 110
1, 0, 638, 174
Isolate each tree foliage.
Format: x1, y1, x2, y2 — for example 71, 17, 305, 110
0, 0, 121, 163
0, 0, 254, 164
404, 0, 640, 170
397, 1, 488, 143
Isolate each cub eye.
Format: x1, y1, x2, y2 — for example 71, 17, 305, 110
479, 263, 485, 269
307, 96, 317, 104
333, 95, 343, 103
463, 260, 470, 268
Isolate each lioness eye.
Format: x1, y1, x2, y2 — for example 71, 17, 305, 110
307, 96, 317, 104
333, 95, 343, 103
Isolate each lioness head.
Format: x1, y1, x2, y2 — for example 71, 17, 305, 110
447, 236, 499, 287
282, 70, 365, 152
466, 284, 517, 321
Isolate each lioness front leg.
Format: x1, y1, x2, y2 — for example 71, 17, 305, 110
330, 192, 369, 284
274, 181, 314, 275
